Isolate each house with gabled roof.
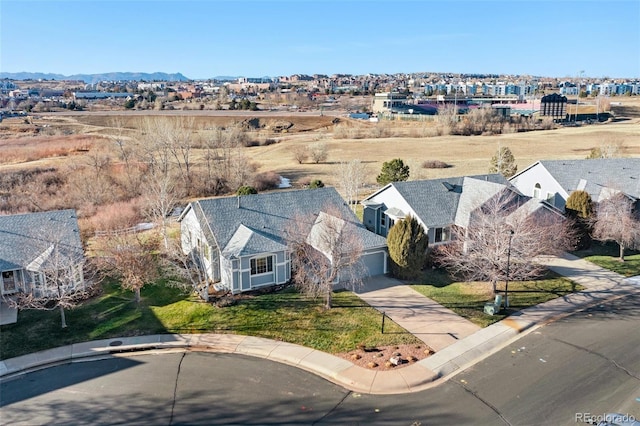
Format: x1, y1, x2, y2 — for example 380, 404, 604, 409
0, 209, 85, 324
508, 158, 640, 211
361, 174, 513, 244
179, 188, 388, 299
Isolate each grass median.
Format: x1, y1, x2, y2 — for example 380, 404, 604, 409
0, 281, 421, 360
411, 269, 583, 328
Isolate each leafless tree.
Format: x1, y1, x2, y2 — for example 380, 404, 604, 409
292, 144, 309, 164
337, 159, 368, 211
435, 104, 458, 135
161, 230, 211, 300
215, 85, 228, 110
591, 193, 640, 261
133, 118, 187, 247
588, 137, 625, 159
437, 191, 573, 295
285, 207, 365, 309
110, 118, 145, 197
4, 228, 95, 329
309, 142, 329, 164
93, 231, 161, 303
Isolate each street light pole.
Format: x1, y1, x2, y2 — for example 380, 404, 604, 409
505, 229, 514, 308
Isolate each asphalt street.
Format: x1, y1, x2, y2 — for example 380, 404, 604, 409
2, 293, 639, 425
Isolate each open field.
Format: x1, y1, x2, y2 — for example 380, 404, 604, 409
2, 107, 639, 191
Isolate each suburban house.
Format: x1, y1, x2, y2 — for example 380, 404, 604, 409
179, 188, 388, 299
0, 209, 85, 324
362, 174, 529, 244
508, 158, 640, 211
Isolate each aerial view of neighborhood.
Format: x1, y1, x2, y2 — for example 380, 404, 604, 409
1, 1, 639, 425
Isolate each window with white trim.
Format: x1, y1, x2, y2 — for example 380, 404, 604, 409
250, 256, 273, 275
434, 227, 450, 243
2, 270, 17, 293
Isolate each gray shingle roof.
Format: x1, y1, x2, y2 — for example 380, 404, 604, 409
383, 174, 511, 228
192, 188, 386, 257
0, 209, 83, 271
538, 158, 640, 200
221, 224, 288, 257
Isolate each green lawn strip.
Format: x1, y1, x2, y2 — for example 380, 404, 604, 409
573, 241, 640, 277
0, 284, 420, 360
410, 271, 583, 328
582, 255, 640, 277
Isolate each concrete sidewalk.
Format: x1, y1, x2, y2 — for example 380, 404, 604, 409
0, 333, 439, 395
1, 253, 637, 394
356, 276, 480, 351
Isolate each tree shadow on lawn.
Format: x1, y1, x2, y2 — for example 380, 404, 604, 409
0, 280, 190, 360
418, 268, 456, 288
573, 240, 639, 258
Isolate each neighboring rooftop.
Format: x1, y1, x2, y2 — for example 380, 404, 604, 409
0, 209, 82, 271
368, 174, 512, 228
537, 158, 640, 200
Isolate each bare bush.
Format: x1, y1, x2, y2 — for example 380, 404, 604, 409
587, 137, 625, 159
366, 123, 393, 139
332, 124, 349, 139
253, 171, 282, 191
85, 198, 144, 233
422, 160, 452, 169
539, 117, 555, 130
0, 167, 67, 214
454, 107, 504, 136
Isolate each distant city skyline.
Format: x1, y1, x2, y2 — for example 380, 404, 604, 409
2, 0, 639, 79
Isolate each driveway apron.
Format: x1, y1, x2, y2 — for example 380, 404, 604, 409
356, 276, 481, 352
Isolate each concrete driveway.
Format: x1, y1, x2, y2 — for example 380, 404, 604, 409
356, 275, 480, 352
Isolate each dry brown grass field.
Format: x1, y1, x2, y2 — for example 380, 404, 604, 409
1, 100, 639, 195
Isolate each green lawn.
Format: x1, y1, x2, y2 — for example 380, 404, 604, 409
0, 281, 421, 360
573, 241, 640, 277
411, 269, 583, 327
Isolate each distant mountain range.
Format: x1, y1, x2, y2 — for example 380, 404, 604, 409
0, 72, 191, 83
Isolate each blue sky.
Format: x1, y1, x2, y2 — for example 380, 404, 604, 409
2, 0, 639, 79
